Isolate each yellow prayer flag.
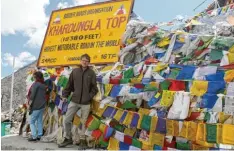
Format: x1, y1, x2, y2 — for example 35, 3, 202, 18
123, 111, 133, 126
73, 114, 81, 126
160, 90, 176, 107
96, 105, 107, 117
138, 108, 150, 115
228, 53, 234, 64
124, 128, 136, 137
150, 116, 158, 133
229, 45, 234, 53
179, 121, 189, 138
173, 120, 179, 136
222, 124, 234, 145
190, 80, 208, 96
216, 124, 223, 144
166, 119, 174, 136
192, 144, 209, 150
104, 84, 113, 96
224, 70, 234, 82
187, 121, 198, 141
153, 63, 168, 72
218, 112, 231, 123
157, 37, 170, 47
127, 38, 137, 44
107, 137, 119, 150
142, 141, 154, 150
137, 113, 144, 129
196, 123, 206, 142
114, 109, 124, 121
149, 132, 165, 146
131, 72, 144, 84
99, 123, 106, 133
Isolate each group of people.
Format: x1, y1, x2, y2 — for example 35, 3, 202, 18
27, 54, 98, 149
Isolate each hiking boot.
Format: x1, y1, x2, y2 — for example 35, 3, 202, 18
58, 138, 73, 148
78, 139, 88, 150
28, 138, 37, 142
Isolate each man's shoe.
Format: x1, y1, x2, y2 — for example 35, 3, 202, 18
37, 137, 41, 141
58, 138, 73, 148
28, 138, 37, 142
78, 139, 88, 150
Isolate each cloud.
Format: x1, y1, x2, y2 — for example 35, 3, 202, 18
1, 0, 50, 48
73, 0, 96, 6
2, 52, 36, 69
73, 0, 110, 6
57, 2, 73, 9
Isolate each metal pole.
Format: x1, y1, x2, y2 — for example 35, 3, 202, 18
9, 57, 15, 122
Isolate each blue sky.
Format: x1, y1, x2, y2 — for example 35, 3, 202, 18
1, 0, 212, 78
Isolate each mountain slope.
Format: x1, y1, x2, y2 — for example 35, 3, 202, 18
1, 61, 37, 112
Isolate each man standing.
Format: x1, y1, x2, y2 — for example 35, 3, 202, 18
58, 54, 98, 149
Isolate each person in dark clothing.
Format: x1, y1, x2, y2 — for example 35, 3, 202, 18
58, 54, 98, 149
28, 71, 46, 142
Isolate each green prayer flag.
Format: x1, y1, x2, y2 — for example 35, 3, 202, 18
210, 50, 223, 61
168, 69, 180, 79
61, 77, 68, 88
160, 80, 171, 91
144, 84, 158, 92
114, 124, 124, 132
120, 78, 130, 84
124, 68, 134, 79
206, 124, 217, 143
176, 142, 190, 150
68, 94, 72, 103
140, 115, 152, 131
57, 76, 65, 87
204, 112, 211, 122
132, 138, 142, 148
88, 117, 101, 131
121, 100, 137, 109
99, 135, 108, 147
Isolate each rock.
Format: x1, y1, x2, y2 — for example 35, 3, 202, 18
1, 117, 6, 122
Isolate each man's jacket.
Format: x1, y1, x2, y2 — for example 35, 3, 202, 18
63, 67, 98, 105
